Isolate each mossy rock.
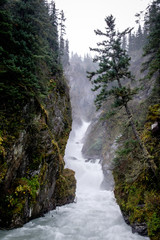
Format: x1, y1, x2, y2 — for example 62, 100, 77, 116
0, 69, 74, 229
113, 103, 160, 239
55, 168, 76, 206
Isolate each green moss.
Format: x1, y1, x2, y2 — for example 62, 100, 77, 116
126, 181, 145, 223
141, 104, 160, 179
0, 70, 73, 228
0, 135, 6, 160
39, 162, 48, 186
21, 175, 40, 200
55, 168, 76, 206
147, 104, 160, 122
145, 191, 160, 239
4, 175, 40, 222
113, 104, 160, 240
11, 175, 39, 203
57, 126, 71, 155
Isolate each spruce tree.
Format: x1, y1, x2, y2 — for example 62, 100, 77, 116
59, 10, 66, 64
0, 0, 63, 110
48, 0, 60, 74
62, 39, 70, 68
0, 0, 24, 109
88, 15, 135, 113
88, 15, 157, 174
0, 0, 13, 56
128, 32, 136, 53
10, 0, 53, 96
122, 35, 127, 50
135, 25, 143, 50
143, 0, 160, 80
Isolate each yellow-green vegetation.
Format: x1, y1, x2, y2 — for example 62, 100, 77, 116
0, 135, 5, 159
58, 126, 71, 156
141, 104, 160, 164
7, 175, 39, 214
113, 104, 160, 240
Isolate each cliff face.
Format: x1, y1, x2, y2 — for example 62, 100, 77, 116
0, 77, 76, 229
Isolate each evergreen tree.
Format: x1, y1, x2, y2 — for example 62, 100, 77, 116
128, 31, 136, 53
88, 15, 135, 112
143, 0, 160, 79
49, 1, 59, 57
122, 35, 127, 50
11, 0, 52, 94
88, 15, 157, 174
127, 24, 148, 55
135, 25, 143, 50
48, 0, 62, 75
0, 0, 25, 108
62, 39, 70, 68
0, 0, 64, 111
0, 0, 13, 57
59, 10, 66, 64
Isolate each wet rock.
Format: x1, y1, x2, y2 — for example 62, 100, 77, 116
0, 79, 76, 229
151, 121, 160, 134
132, 222, 148, 236
101, 164, 114, 191
123, 213, 148, 236
69, 156, 78, 160
55, 168, 76, 206
85, 158, 99, 163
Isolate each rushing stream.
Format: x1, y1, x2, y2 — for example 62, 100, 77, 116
0, 121, 149, 240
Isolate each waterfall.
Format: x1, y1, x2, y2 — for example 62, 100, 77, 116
0, 121, 150, 240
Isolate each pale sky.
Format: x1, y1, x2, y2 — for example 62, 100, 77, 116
52, 0, 152, 56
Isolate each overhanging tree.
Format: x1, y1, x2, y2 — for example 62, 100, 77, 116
88, 15, 157, 174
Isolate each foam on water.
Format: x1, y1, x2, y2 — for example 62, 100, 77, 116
0, 121, 150, 240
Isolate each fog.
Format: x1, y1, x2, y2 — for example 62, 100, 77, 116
52, 0, 151, 55
65, 53, 97, 128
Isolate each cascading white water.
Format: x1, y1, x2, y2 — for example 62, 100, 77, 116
0, 121, 150, 240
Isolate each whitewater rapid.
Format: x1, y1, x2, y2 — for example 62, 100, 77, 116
0, 121, 149, 240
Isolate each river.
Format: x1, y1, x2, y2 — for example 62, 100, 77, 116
0, 121, 149, 240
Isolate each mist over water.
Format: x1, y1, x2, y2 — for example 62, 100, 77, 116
0, 121, 150, 240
